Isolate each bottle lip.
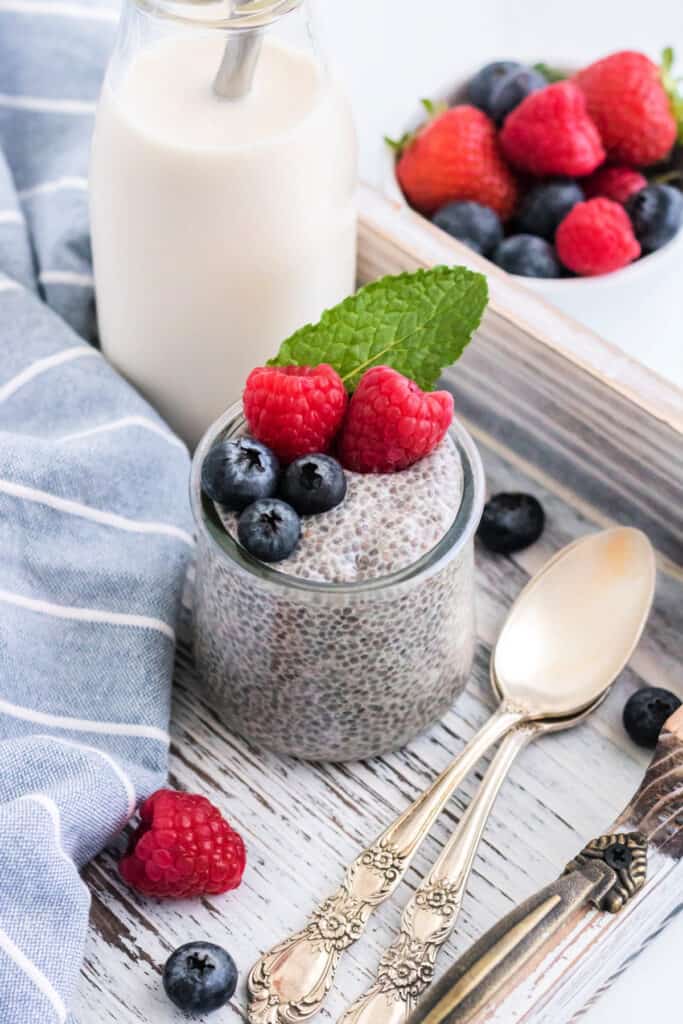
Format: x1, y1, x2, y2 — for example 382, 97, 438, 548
135, 0, 303, 30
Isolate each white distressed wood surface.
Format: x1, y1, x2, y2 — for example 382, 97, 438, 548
71, 439, 681, 1024
72, 189, 683, 1023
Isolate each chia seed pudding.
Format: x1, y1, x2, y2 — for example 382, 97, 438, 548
215, 435, 464, 584
191, 403, 485, 761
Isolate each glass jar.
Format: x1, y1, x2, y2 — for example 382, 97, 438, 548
90, 0, 357, 447
190, 404, 485, 762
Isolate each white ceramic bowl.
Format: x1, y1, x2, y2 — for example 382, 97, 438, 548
383, 63, 683, 349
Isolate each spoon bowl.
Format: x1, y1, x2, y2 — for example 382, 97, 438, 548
493, 527, 655, 719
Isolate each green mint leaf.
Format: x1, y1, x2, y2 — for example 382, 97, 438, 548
533, 62, 567, 83
269, 267, 488, 393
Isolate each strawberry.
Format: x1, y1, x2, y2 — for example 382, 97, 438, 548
574, 51, 679, 166
393, 104, 518, 219
500, 81, 605, 177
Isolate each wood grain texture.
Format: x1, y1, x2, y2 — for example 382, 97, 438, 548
72, 188, 682, 1023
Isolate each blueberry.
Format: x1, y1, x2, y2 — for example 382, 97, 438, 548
163, 941, 237, 1015
432, 201, 503, 256
468, 61, 522, 113
477, 493, 545, 554
626, 184, 683, 253
238, 498, 301, 562
623, 687, 681, 749
516, 180, 585, 240
201, 437, 280, 512
492, 235, 562, 278
280, 454, 347, 516
488, 66, 547, 123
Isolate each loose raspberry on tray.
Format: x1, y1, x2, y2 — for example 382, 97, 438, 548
119, 789, 246, 899
556, 198, 641, 276
243, 363, 348, 463
338, 366, 454, 474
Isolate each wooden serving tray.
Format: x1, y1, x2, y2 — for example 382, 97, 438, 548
74, 185, 682, 1024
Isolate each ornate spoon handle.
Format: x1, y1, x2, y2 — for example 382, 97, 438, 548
338, 725, 535, 1024
247, 705, 522, 1024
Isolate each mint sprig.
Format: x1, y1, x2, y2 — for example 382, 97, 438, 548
269, 266, 488, 393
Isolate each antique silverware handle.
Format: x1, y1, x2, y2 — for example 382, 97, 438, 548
338, 725, 536, 1024
406, 830, 649, 1024
247, 705, 522, 1024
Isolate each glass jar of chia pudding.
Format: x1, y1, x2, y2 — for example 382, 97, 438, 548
190, 402, 485, 761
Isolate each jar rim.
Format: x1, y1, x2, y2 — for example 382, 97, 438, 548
190, 400, 486, 597
134, 0, 303, 30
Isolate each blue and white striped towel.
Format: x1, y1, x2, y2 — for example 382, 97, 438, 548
0, 3, 194, 1021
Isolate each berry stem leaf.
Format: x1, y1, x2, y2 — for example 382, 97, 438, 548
420, 97, 448, 117
269, 267, 489, 393
533, 62, 567, 83
661, 46, 683, 143
384, 98, 448, 157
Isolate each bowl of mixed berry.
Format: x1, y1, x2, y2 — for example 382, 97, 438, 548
385, 49, 683, 320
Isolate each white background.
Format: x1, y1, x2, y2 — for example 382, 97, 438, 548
317, 1, 683, 1020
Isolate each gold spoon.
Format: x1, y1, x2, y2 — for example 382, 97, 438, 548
247, 528, 656, 1024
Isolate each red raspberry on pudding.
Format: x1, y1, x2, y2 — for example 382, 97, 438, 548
244, 363, 348, 463
338, 366, 454, 473
119, 789, 246, 899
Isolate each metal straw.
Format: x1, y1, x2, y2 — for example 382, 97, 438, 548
213, 0, 263, 100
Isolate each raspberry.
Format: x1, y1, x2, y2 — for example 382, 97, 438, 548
584, 166, 648, 205
243, 364, 348, 463
395, 105, 518, 219
119, 790, 246, 899
556, 198, 641, 276
500, 81, 605, 177
338, 366, 454, 473
575, 51, 677, 167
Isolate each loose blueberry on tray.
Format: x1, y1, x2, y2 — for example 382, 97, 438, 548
163, 941, 238, 1015
477, 492, 545, 554
281, 454, 347, 515
238, 498, 301, 562
202, 437, 280, 511
623, 686, 682, 748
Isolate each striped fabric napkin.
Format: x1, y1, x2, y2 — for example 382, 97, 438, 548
0, 3, 194, 1021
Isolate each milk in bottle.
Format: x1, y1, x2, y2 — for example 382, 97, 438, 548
90, 0, 357, 446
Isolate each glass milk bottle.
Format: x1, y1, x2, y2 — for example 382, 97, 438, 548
90, 0, 357, 447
